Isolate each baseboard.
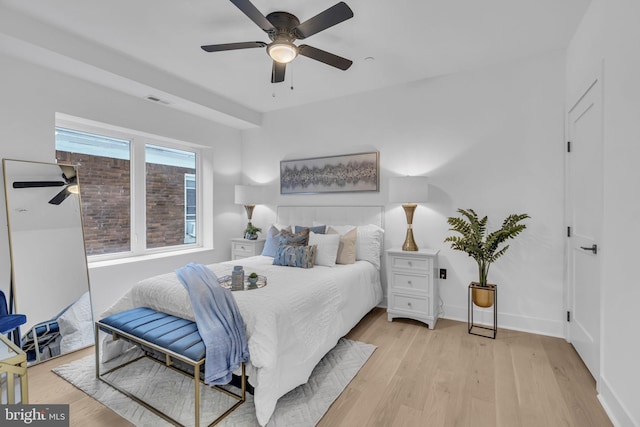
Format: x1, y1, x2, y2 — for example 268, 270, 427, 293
440, 304, 564, 338
598, 376, 638, 427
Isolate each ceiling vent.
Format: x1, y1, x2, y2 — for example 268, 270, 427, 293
145, 95, 170, 105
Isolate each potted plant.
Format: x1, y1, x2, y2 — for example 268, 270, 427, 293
444, 208, 529, 307
248, 272, 259, 286
244, 224, 262, 240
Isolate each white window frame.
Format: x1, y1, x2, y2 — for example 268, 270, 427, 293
55, 115, 204, 262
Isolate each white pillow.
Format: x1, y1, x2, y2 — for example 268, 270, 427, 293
273, 223, 290, 231
324, 224, 356, 235
356, 224, 384, 269
308, 231, 341, 267
322, 223, 384, 269
58, 291, 94, 353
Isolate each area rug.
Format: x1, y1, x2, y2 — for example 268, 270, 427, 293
53, 338, 375, 426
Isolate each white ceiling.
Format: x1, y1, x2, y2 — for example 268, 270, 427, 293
0, 0, 590, 128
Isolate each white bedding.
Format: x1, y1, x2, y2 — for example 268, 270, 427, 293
101, 255, 382, 426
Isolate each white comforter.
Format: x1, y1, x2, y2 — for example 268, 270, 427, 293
101, 256, 382, 426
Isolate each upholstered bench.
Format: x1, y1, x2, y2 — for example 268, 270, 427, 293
96, 307, 246, 427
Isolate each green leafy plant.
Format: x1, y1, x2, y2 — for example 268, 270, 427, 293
249, 272, 258, 279
244, 224, 262, 235
444, 208, 529, 287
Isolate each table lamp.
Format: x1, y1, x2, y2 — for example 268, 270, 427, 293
389, 176, 429, 251
234, 184, 265, 229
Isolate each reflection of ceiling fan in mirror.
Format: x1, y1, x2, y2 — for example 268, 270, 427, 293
201, 0, 354, 83
12, 165, 79, 205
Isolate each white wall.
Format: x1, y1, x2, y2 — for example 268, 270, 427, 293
567, 1, 640, 426
0, 53, 244, 317
242, 51, 567, 337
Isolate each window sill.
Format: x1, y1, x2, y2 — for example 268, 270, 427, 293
88, 246, 214, 269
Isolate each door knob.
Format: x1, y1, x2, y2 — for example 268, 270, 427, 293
580, 244, 598, 254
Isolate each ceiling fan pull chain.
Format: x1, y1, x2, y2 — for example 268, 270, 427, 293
290, 64, 295, 91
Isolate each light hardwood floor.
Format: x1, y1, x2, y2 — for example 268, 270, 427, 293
26, 308, 611, 426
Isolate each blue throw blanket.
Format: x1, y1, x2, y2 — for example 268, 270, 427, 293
175, 263, 249, 385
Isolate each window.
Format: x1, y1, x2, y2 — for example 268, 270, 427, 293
184, 174, 196, 244
55, 128, 131, 256
55, 123, 200, 259
145, 144, 197, 249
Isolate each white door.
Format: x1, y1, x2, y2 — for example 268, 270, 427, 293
566, 78, 603, 381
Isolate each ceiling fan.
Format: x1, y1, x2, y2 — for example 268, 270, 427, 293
201, 0, 354, 83
13, 165, 79, 205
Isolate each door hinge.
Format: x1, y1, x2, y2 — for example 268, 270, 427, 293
567, 141, 571, 152
567, 311, 571, 322
567, 226, 571, 237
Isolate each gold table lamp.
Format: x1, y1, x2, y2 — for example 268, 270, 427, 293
389, 176, 429, 251
234, 184, 265, 232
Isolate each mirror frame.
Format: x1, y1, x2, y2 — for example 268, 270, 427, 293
2, 158, 93, 364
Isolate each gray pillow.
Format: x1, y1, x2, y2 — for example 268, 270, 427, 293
272, 245, 317, 268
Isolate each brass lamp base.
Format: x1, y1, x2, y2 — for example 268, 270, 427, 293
244, 204, 255, 221
401, 203, 419, 251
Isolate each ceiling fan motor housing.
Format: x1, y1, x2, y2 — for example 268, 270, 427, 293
266, 12, 301, 41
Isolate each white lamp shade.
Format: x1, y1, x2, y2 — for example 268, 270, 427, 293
388, 176, 429, 204
235, 185, 265, 205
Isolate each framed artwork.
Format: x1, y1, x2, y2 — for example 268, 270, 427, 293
280, 151, 379, 194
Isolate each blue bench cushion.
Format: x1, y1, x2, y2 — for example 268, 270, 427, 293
100, 307, 205, 362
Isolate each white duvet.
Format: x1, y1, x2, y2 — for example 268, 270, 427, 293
101, 256, 382, 426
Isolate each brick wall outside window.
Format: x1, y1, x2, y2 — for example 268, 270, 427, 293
57, 151, 193, 255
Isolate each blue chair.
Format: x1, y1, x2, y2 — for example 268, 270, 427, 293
0, 290, 26, 348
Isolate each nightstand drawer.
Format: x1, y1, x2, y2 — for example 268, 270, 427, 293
391, 272, 429, 293
232, 242, 255, 256
390, 256, 429, 271
390, 294, 429, 315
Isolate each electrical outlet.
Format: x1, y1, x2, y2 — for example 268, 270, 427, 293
439, 269, 447, 280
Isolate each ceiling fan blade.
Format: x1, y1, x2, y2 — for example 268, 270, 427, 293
271, 61, 286, 83
298, 45, 353, 70
294, 2, 354, 39
201, 41, 267, 52
48, 187, 71, 205
59, 165, 77, 181
13, 181, 65, 189
229, 0, 275, 33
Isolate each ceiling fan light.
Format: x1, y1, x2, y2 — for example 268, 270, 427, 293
67, 184, 79, 194
268, 41, 298, 64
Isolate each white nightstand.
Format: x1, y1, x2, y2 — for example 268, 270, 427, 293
231, 238, 266, 260
386, 248, 440, 329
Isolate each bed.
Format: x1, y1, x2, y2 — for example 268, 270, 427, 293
100, 205, 384, 426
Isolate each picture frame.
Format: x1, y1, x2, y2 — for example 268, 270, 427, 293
280, 151, 379, 194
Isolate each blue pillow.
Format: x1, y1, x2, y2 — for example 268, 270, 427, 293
273, 245, 317, 268
261, 225, 291, 257
294, 225, 326, 234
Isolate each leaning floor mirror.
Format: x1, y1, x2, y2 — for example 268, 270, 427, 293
3, 159, 93, 364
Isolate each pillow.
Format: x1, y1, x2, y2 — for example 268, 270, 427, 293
58, 291, 94, 353
308, 231, 341, 267
327, 226, 357, 264
273, 245, 317, 268
278, 228, 310, 246
326, 224, 356, 235
356, 224, 385, 269
262, 225, 292, 257
273, 223, 289, 231
295, 224, 326, 234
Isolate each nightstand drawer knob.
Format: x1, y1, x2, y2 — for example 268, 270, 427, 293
240, 246, 246, 250
407, 302, 412, 307
408, 261, 412, 266
408, 280, 412, 285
